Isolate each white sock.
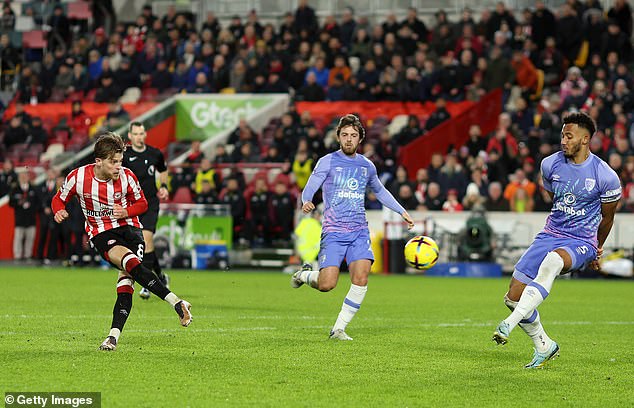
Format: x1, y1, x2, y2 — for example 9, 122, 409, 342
299, 269, 320, 289
164, 292, 180, 306
505, 252, 564, 331
332, 284, 367, 332
108, 328, 121, 342
505, 297, 553, 353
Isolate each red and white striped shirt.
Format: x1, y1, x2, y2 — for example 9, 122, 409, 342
52, 164, 148, 238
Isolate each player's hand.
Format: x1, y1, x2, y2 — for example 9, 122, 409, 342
590, 247, 604, 271
113, 203, 128, 219
402, 211, 415, 230
54, 209, 69, 223
302, 201, 315, 214
158, 187, 169, 200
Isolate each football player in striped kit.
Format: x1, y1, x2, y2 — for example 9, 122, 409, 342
52, 132, 192, 351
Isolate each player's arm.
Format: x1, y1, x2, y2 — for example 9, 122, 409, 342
592, 169, 622, 269
597, 201, 618, 249
157, 149, 169, 200
51, 169, 78, 223
301, 155, 330, 213
540, 157, 555, 201
114, 170, 148, 219
367, 164, 414, 230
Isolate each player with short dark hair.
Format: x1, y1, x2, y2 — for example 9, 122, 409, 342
291, 114, 414, 340
52, 132, 192, 351
493, 112, 621, 368
123, 121, 170, 300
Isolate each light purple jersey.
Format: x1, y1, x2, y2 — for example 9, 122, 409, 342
541, 151, 621, 248
302, 150, 406, 233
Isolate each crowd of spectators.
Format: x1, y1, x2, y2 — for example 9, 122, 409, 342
1, 0, 634, 256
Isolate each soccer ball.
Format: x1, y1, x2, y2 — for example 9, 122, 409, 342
404, 235, 439, 270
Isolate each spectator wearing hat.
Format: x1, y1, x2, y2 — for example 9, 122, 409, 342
92, 27, 109, 56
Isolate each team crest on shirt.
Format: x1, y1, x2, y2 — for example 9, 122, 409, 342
114, 192, 122, 200
361, 167, 367, 177
585, 178, 596, 192
347, 178, 359, 190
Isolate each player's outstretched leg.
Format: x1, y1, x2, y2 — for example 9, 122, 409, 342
501, 295, 559, 367
330, 283, 368, 341
99, 276, 134, 351
122, 252, 192, 327
291, 263, 320, 289
139, 252, 167, 299
498, 252, 564, 338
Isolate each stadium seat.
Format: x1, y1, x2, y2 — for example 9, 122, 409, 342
388, 115, 408, 136
15, 16, 36, 32
171, 186, 193, 204
40, 143, 64, 163
67, 1, 92, 19
22, 30, 46, 49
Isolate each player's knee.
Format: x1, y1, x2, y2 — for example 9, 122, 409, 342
117, 277, 135, 294
504, 294, 517, 311
121, 252, 141, 274
318, 279, 337, 292
537, 251, 565, 280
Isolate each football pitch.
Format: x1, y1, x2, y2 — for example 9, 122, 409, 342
1, 267, 633, 407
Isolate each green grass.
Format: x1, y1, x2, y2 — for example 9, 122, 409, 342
1, 267, 633, 407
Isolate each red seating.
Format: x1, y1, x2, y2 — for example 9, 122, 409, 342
22, 30, 46, 49
171, 186, 193, 204
67, 2, 92, 19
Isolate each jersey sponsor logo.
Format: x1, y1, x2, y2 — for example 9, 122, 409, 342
83, 193, 92, 199
335, 167, 342, 172
107, 239, 116, 245
129, 156, 138, 161
347, 178, 359, 191
563, 193, 576, 205
552, 174, 560, 181
554, 201, 586, 216
585, 178, 596, 191
86, 208, 114, 217
148, 165, 155, 176
337, 190, 364, 199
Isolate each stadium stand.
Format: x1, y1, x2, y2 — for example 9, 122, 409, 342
0, 0, 633, 261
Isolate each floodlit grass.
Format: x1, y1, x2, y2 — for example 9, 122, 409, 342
1, 267, 633, 407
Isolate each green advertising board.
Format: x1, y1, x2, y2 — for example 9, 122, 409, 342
175, 97, 274, 140
156, 214, 233, 250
